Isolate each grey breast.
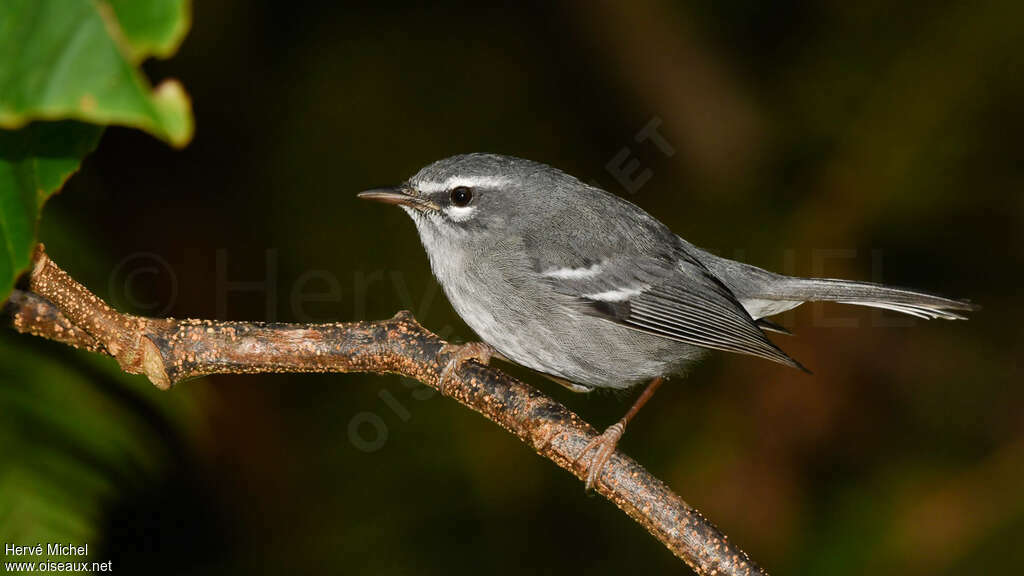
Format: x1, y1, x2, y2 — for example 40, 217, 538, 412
440, 231, 699, 390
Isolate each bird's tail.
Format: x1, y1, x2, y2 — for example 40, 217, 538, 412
690, 246, 978, 321
755, 277, 978, 320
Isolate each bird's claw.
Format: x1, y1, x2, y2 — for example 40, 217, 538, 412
574, 421, 625, 491
438, 342, 494, 396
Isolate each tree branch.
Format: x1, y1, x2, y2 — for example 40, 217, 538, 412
4, 246, 767, 576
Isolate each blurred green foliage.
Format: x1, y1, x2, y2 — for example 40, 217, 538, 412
0, 333, 204, 553
2, 1, 1023, 575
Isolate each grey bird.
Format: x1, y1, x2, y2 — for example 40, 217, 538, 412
359, 153, 976, 489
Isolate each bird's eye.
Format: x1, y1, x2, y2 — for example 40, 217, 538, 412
450, 186, 473, 207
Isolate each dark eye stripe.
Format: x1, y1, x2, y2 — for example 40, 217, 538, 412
450, 186, 473, 207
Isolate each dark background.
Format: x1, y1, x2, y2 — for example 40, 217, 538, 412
2, 1, 1022, 574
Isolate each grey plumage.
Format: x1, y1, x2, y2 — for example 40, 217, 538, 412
360, 153, 976, 392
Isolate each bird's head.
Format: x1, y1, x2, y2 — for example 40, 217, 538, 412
358, 153, 577, 240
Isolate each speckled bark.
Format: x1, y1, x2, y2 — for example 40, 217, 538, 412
4, 246, 766, 576
4, 289, 104, 353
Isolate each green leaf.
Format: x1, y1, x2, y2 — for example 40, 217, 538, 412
0, 122, 102, 301
0, 0, 192, 303
0, 0, 193, 146
107, 0, 192, 62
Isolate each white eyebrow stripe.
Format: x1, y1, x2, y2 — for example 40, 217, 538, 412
583, 284, 649, 302
541, 263, 604, 279
417, 175, 512, 193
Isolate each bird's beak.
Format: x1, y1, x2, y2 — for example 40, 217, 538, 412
357, 186, 436, 210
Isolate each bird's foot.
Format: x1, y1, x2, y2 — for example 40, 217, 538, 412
438, 342, 494, 396
574, 421, 625, 491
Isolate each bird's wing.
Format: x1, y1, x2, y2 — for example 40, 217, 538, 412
537, 250, 806, 371
520, 184, 803, 369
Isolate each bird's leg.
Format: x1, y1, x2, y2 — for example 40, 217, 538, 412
438, 342, 495, 396
575, 376, 664, 491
